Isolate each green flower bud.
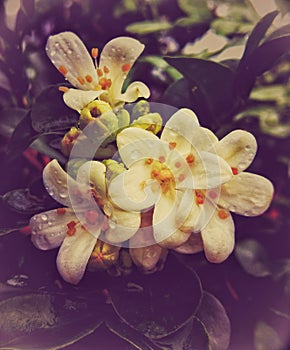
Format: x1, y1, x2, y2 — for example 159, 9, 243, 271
79, 100, 112, 129
116, 109, 130, 129
103, 159, 126, 182
131, 100, 150, 119
60, 127, 82, 156
88, 240, 120, 271
131, 112, 163, 134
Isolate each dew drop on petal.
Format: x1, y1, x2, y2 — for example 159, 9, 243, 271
59, 191, 68, 199
41, 214, 48, 222
109, 221, 116, 230
50, 49, 56, 57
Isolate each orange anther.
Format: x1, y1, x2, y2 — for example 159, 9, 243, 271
58, 66, 67, 75
151, 170, 159, 178
145, 158, 153, 165
57, 208, 66, 215
169, 142, 176, 150
85, 74, 93, 83
231, 167, 238, 175
103, 66, 110, 74
218, 210, 229, 220
91, 48, 99, 59
58, 86, 69, 93
77, 76, 85, 85
67, 221, 77, 236
97, 69, 103, 77
159, 156, 165, 163
122, 63, 131, 72
195, 190, 205, 205
106, 79, 112, 88
186, 153, 195, 165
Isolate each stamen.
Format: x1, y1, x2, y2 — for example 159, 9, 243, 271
169, 142, 177, 150
186, 153, 195, 165
103, 66, 110, 74
122, 63, 131, 72
106, 79, 112, 88
85, 75, 93, 83
159, 156, 165, 163
57, 208, 66, 215
91, 48, 99, 59
97, 69, 103, 77
231, 167, 238, 175
178, 173, 185, 182
58, 66, 68, 75
195, 190, 205, 205
99, 77, 111, 90
67, 221, 77, 236
151, 170, 159, 178
77, 76, 85, 85
58, 86, 69, 93
218, 210, 229, 220
145, 158, 153, 165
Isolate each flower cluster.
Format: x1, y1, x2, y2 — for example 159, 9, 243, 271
30, 33, 274, 285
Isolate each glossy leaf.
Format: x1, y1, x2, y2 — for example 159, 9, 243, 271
110, 255, 202, 339
126, 21, 173, 35
166, 57, 235, 123
31, 85, 78, 133
196, 292, 231, 350
0, 292, 105, 349
240, 10, 278, 63
2, 188, 47, 214
235, 239, 272, 277
177, 0, 211, 19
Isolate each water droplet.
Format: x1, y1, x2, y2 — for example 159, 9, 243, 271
245, 145, 251, 151
67, 49, 73, 54
38, 223, 43, 230
111, 47, 116, 53
59, 191, 68, 199
50, 49, 56, 57
32, 229, 37, 235
41, 214, 48, 222
48, 221, 52, 226
56, 178, 63, 184
109, 221, 116, 230
55, 42, 60, 47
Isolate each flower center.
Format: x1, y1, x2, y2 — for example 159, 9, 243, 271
150, 162, 175, 194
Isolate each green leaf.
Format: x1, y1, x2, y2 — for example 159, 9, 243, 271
235, 239, 272, 277
254, 322, 283, 350
126, 21, 173, 35
0, 292, 105, 349
141, 56, 182, 81
250, 85, 289, 106
110, 255, 202, 339
235, 35, 290, 99
240, 10, 278, 63
0, 108, 28, 138
166, 57, 235, 123
177, 0, 211, 19
106, 315, 161, 350
1, 188, 47, 214
31, 85, 78, 133
196, 292, 231, 350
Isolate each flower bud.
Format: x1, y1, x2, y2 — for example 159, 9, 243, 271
79, 100, 112, 129
87, 240, 120, 271
60, 127, 82, 156
131, 112, 162, 134
116, 109, 130, 129
103, 159, 126, 182
131, 100, 150, 119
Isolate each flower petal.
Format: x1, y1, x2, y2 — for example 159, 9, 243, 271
108, 163, 160, 211
117, 127, 169, 167
161, 108, 200, 155
30, 208, 77, 250
190, 127, 218, 152
214, 130, 257, 172
219, 172, 274, 216
174, 232, 204, 254
99, 36, 145, 95
43, 159, 82, 207
153, 192, 191, 248
77, 161, 107, 198
56, 224, 98, 284
104, 205, 141, 243
46, 32, 99, 90
63, 89, 103, 112
201, 208, 235, 263
129, 244, 167, 273
118, 81, 150, 103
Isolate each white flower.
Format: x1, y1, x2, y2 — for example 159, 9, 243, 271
46, 31, 150, 112
108, 108, 233, 248
30, 159, 140, 284
175, 129, 274, 263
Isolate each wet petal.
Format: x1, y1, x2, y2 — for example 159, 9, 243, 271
104, 205, 141, 243
161, 108, 200, 155
117, 127, 169, 167
174, 232, 204, 254
43, 159, 83, 207
56, 224, 98, 284
99, 36, 145, 95
30, 208, 77, 250
214, 130, 257, 172
108, 163, 160, 211
219, 172, 274, 216
118, 81, 150, 103
46, 31, 99, 90
201, 208, 235, 263
63, 89, 103, 112
77, 161, 107, 197
153, 192, 191, 248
